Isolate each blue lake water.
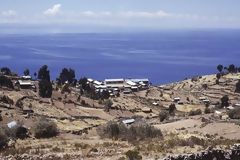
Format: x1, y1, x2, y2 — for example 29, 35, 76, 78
0, 30, 240, 84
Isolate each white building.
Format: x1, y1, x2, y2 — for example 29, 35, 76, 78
104, 78, 125, 88
16, 80, 34, 89
130, 78, 149, 84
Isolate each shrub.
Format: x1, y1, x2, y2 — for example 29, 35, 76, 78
106, 121, 120, 139
81, 100, 87, 106
98, 122, 162, 142
159, 110, 169, 122
13, 125, 28, 139
221, 95, 229, 108
4, 124, 28, 140
0, 127, 8, 149
0, 76, 14, 89
169, 103, 176, 115
0, 95, 14, 105
104, 99, 113, 112
228, 108, 240, 119
204, 107, 212, 114
33, 118, 58, 138
202, 84, 208, 90
129, 124, 162, 140
125, 150, 142, 160
189, 109, 202, 116
98, 121, 126, 140
236, 80, 240, 93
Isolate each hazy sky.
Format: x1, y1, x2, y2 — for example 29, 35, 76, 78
0, 0, 240, 33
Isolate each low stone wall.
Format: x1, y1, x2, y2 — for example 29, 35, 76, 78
164, 145, 240, 160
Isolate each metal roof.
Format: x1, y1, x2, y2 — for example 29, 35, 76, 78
7, 121, 17, 128
126, 80, 137, 86
18, 80, 33, 86
87, 78, 94, 82
122, 119, 135, 124
94, 80, 102, 85
22, 75, 32, 79
130, 79, 149, 82
105, 79, 124, 82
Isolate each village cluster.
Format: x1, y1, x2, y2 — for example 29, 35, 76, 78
85, 78, 150, 95
15, 75, 150, 95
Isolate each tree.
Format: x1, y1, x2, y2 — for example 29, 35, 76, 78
0, 67, 11, 75
38, 65, 50, 81
221, 95, 229, 108
79, 77, 90, 91
34, 72, 37, 79
0, 127, 8, 149
0, 76, 14, 89
216, 73, 221, 85
39, 80, 52, 98
59, 68, 75, 84
216, 73, 221, 80
235, 80, 240, 93
217, 64, 223, 73
169, 103, 176, 115
238, 67, 240, 73
228, 64, 236, 73
23, 68, 30, 76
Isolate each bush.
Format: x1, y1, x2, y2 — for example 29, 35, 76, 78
0, 127, 8, 149
125, 150, 142, 160
236, 80, 240, 93
106, 121, 120, 139
159, 110, 169, 122
4, 124, 28, 140
221, 95, 229, 108
98, 121, 126, 140
98, 122, 162, 142
189, 109, 202, 116
228, 108, 240, 119
169, 103, 176, 115
13, 125, 28, 139
204, 107, 212, 114
0, 95, 14, 105
33, 118, 58, 138
104, 99, 113, 112
129, 124, 162, 140
0, 76, 14, 89
202, 84, 208, 90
